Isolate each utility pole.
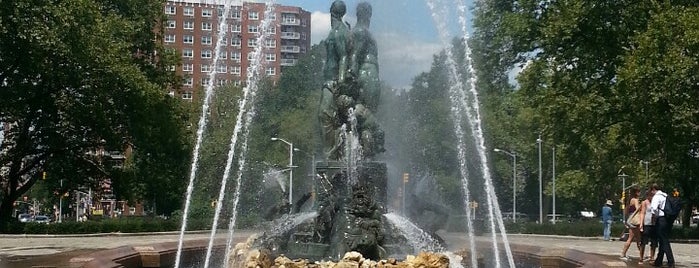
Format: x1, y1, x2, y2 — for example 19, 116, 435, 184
537, 134, 543, 224
552, 146, 556, 224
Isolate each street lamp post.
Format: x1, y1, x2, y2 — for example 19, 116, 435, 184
537, 134, 543, 224
552, 146, 556, 224
494, 148, 517, 222
640, 160, 649, 181
618, 171, 629, 222
271, 137, 296, 212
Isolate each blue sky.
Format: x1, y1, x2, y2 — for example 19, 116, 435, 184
275, 0, 474, 88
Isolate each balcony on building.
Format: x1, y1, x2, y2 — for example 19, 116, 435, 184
280, 45, 300, 53
280, 31, 300, 40
280, 58, 298, 66
281, 15, 300, 26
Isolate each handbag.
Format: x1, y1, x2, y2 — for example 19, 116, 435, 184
626, 209, 642, 228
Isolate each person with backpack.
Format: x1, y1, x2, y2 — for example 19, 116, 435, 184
650, 183, 675, 267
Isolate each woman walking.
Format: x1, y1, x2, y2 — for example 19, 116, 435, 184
620, 187, 641, 261
639, 189, 658, 264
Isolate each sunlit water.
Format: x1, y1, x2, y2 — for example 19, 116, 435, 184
427, 0, 515, 267
175, 1, 277, 267
384, 213, 464, 268
209, 2, 277, 268
176, 0, 519, 267
175, 1, 236, 266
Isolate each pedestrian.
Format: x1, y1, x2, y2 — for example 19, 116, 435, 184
620, 188, 641, 261
602, 199, 613, 241
639, 189, 658, 264
650, 183, 674, 267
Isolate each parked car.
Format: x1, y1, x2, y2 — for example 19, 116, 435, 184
502, 212, 530, 222
18, 213, 32, 223
33, 215, 51, 224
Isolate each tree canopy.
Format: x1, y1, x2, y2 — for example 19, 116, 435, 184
0, 0, 189, 223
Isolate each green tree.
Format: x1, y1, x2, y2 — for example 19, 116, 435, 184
0, 0, 188, 223
473, 0, 699, 214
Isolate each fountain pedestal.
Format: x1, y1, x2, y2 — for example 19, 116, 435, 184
276, 161, 390, 260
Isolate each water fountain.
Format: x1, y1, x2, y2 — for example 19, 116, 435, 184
67, 1, 627, 267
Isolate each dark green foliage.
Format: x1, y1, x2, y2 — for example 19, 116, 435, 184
473, 0, 699, 223
0, 0, 190, 224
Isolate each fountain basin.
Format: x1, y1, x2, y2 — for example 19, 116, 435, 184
68, 235, 626, 268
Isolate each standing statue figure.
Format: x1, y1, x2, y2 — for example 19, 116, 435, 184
350, 2, 380, 111
349, 2, 383, 158
319, 0, 351, 160
318, 0, 384, 161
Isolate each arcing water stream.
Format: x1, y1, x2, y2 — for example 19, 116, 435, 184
175, 1, 277, 267
427, 0, 515, 267
174, 0, 236, 266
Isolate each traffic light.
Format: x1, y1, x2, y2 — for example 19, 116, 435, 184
621, 191, 626, 202
42, 171, 47, 180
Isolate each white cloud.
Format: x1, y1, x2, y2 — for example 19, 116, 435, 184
376, 32, 442, 88
310, 11, 330, 45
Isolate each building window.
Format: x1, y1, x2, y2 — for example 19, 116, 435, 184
165, 34, 175, 43
201, 64, 211, 72
202, 9, 212, 17
231, 24, 241, 33
217, 65, 227, 73
265, 67, 275, 76
231, 38, 241, 47
183, 64, 193, 72
183, 35, 193, 44
220, 38, 228, 46
184, 7, 194, 16
265, 26, 276, 34
231, 10, 241, 19
201, 36, 213, 45
183, 48, 193, 58
201, 49, 213, 59
184, 21, 194, 30
217, 79, 227, 86
166, 20, 176, 28
165, 6, 176, 15
201, 77, 210, 86
202, 22, 213, 31
301, 32, 307, 40
267, 12, 276, 20
218, 8, 225, 17
231, 66, 241, 75
248, 25, 259, 34
247, 52, 256, 60
182, 91, 193, 100
168, 65, 176, 71
264, 39, 276, 48
248, 11, 258, 20
247, 39, 258, 48
219, 49, 227, 59
233, 80, 241, 86
231, 52, 241, 62
265, 53, 276, 62
184, 77, 193, 87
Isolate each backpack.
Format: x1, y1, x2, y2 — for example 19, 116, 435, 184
662, 195, 683, 221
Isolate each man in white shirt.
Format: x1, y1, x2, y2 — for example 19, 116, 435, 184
650, 183, 674, 267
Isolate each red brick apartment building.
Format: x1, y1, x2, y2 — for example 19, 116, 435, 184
163, 0, 311, 100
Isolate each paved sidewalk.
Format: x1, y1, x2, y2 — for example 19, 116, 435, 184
0, 231, 256, 268
442, 232, 699, 267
